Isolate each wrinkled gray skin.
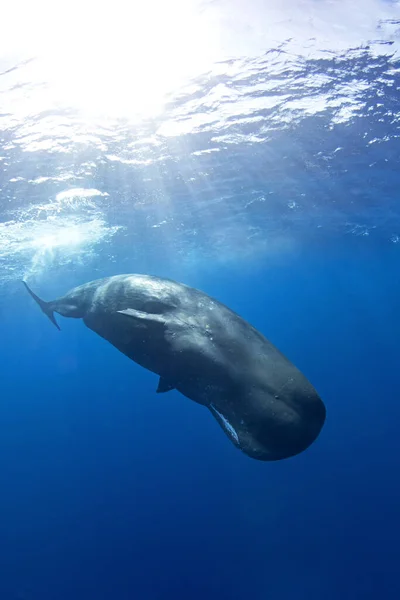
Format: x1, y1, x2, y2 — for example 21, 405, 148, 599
23, 274, 326, 461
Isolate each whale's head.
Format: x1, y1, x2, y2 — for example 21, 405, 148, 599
238, 379, 326, 461
209, 377, 326, 462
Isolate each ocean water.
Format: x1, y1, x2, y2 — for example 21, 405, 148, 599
1, 1, 400, 598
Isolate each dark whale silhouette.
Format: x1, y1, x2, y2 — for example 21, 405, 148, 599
23, 274, 326, 461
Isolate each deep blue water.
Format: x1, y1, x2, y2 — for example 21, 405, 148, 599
2, 2, 400, 599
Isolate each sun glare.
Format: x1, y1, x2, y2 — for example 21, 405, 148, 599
6, 0, 220, 120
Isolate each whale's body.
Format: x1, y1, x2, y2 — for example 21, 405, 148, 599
23, 274, 326, 461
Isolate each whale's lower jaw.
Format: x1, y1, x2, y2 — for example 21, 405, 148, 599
209, 404, 240, 445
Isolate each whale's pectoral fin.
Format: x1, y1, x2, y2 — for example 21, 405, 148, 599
156, 377, 175, 393
117, 308, 166, 324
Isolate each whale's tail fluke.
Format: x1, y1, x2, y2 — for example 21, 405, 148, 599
22, 281, 61, 330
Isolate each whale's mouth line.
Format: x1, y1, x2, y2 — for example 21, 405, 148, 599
210, 404, 240, 445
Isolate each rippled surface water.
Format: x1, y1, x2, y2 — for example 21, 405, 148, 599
1, 1, 400, 289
